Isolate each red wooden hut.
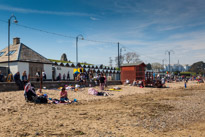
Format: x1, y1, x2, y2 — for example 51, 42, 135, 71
120, 62, 146, 84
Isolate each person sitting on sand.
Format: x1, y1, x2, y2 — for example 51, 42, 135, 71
36, 89, 43, 96
60, 87, 69, 102
132, 80, 137, 86
24, 83, 48, 103
161, 77, 165, 85
24, 82, 37, 102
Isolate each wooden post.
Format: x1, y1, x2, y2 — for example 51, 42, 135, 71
40, 69, 43, 90
28, 74, 30, 82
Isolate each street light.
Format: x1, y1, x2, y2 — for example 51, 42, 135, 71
76, 34, 84, 68
162, 59, 166, 73
165, 50, 174, 74
120, 47, 126, 66
8, 14, 18, 74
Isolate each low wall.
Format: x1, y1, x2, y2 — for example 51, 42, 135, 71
0, 81, 122, 92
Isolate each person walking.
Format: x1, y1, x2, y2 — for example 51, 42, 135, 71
104, 74, 107, 87
99, 73, 105, 90
67, 72, 70, 81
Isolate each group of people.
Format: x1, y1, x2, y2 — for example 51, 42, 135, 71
131, 80, 144, 87
24, 82, 72, 104
0, 71, 14, 82
0, 70, 47, 90
75, 72, 107, 90
35, 71, 47, 81
0, 70, 46, 82
56, 72, 70, 81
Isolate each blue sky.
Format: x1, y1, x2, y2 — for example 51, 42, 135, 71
0, 0, 205, 66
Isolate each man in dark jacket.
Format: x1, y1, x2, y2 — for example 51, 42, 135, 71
14, 72, 23, 90
0, 71, 4, 82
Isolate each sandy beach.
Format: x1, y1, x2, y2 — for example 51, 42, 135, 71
0, 81, 205, 137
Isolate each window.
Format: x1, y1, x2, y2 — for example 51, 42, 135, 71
0, 52, 5, 57
6, 50, 16, 56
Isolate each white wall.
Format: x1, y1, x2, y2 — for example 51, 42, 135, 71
0, 62, 29, 79
68, 67, 74, 80
18, 62, 29, 79
0, 63, 8, 67
54, 66, 74, 80
0, 62, 19, 76
44, 64, 52, 80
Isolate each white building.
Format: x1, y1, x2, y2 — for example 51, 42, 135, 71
162, 64, 191, 72
0, 37, 53, 80
0, 37, 120, 81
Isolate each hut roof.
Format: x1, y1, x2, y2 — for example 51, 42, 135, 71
121, 62, 145, 67
0, 42, 52, 64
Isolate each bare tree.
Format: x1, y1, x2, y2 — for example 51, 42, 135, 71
109, 57, 113, 67
124, 52, 140, 64
151, 62, 163, 72
115, 55, 124, 67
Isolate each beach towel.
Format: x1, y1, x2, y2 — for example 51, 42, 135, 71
114, 87, 121, 90
88, 88, 98, 95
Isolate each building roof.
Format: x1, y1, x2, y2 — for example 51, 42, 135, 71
0, 42, 52, 64
121, 62, 145, 67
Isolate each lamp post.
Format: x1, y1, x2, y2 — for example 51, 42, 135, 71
8, 14, 18, 74
162, 59, 166, 73
76, 34, 84, 68
117, 42, 120, 68
120, 47, 126, 66
165, 50, 174, 74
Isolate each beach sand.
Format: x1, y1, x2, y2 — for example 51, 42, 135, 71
0, 81, 205, 137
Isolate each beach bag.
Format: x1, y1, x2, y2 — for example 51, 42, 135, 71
88, 88, 98, 95
35, 96, 48, 104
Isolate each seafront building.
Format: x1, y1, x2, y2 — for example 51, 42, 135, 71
163, 64, 190, 72
0, 37, 120, 81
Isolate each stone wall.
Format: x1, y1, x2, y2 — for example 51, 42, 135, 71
0, 81, 122, 92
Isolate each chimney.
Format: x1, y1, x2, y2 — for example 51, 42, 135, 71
13, 37, 20, 45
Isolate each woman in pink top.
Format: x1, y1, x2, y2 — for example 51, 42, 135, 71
60, 87, 68, 102
104, 74, 107, 87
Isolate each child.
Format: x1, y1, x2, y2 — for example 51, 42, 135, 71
60, 87, 68, 102
184, 81, 187, 88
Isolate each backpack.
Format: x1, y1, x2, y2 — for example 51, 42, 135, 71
35, 96, 48, 104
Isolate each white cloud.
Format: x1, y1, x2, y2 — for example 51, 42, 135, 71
90, 17, 100, 21
0, 5, 94, 16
